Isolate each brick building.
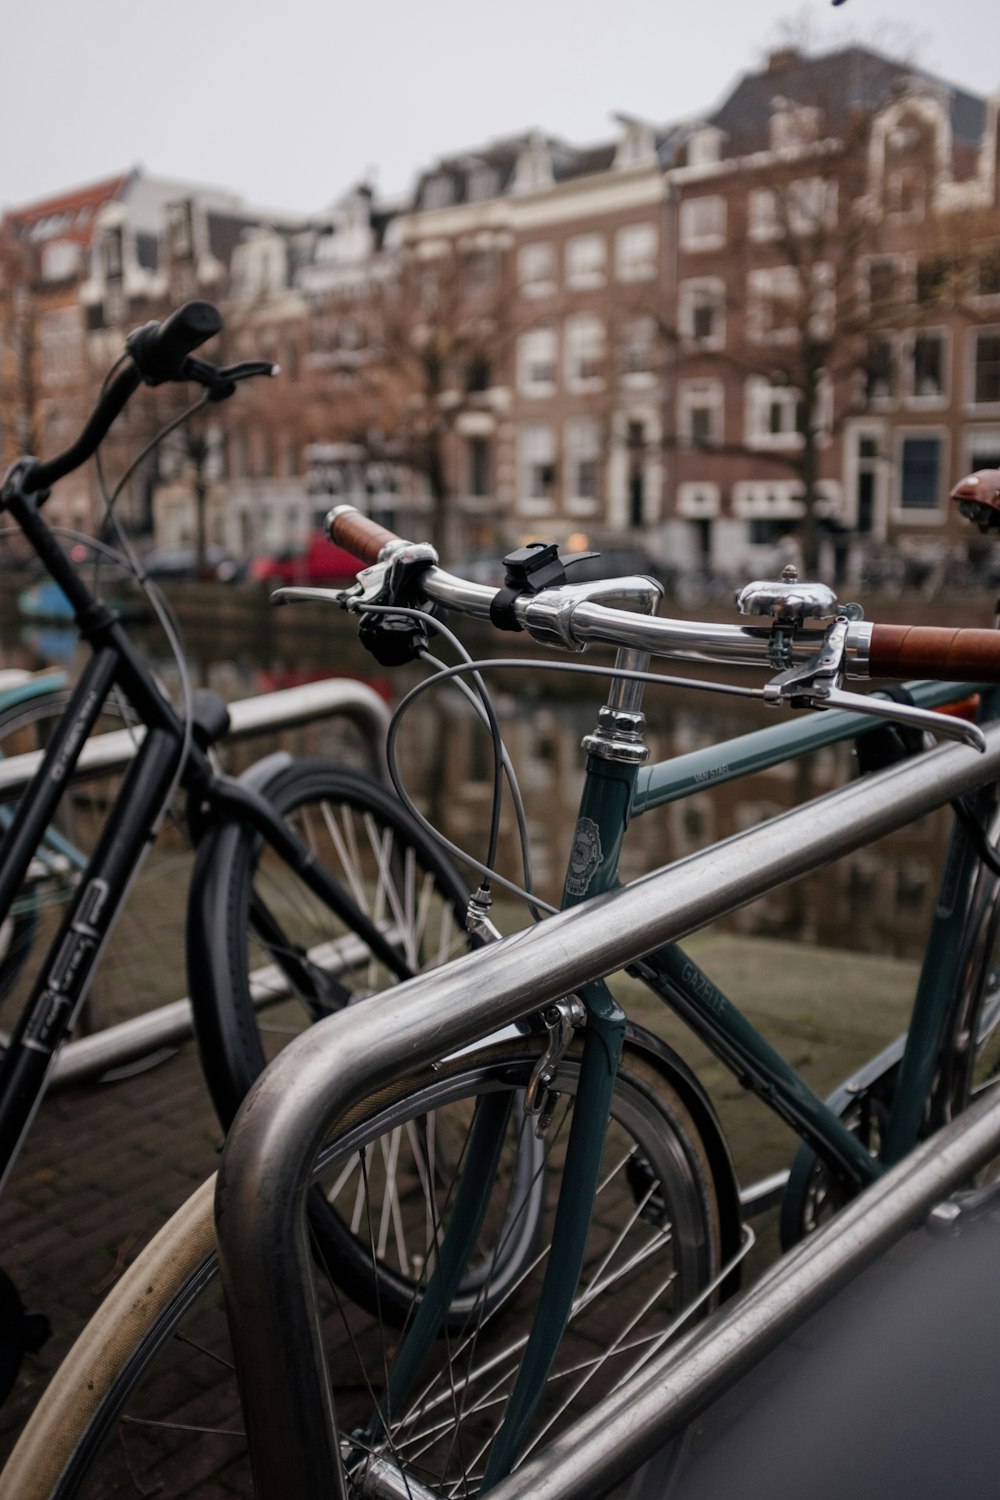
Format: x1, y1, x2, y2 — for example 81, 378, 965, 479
3, 42, 1000, 582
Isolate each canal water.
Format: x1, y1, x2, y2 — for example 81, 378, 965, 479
0, 578, 958, 965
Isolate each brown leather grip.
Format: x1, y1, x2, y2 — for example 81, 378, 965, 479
869, 625, 1000, 682
326, 507, 402, 565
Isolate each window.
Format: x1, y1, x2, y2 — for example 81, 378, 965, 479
467, 437, 491, 498
686, 127, 723, 167
679, 278, 725, 349
971, 330, 1000, 406
899, 435, 942, 510
166, 201, 193, 256
965, 428, 1000, 475
615, 223, 657, 281
909, 331, 947, 400
466, 165, 498, 202
678, 380, 723, 448
519, 242, 555, 298
422, 175, 454, 211
40, 240, 81, 281
745, 377, 809, 449
565, 418, 601, 506
620, 317, 656, 377
887, 167, 924, 221
770, 101, 820, 151
566, 234, 605, 288
864, 335, 898, 404
865, 255, 906, 313
518, 328, 557, 395
679, 196, 725, 252
564, 315, 605, 389
748, 188, 780, 242
463, 249, 498, 294
39, 308, 82, 386
519, 424, 556, 508
747, 266, 801, 343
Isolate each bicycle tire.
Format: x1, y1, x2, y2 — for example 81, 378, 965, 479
1, 1035, 723, 1499
187, 756, 543, 1328
940, 792, 1000, 1122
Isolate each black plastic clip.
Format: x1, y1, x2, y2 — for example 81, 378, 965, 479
489, 542, 568, 632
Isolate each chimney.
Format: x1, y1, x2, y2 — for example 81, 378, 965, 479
767, 48, 802, 73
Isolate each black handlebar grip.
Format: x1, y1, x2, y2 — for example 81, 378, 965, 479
126, 302, 223, 385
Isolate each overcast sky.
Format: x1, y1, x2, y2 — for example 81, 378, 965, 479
5, 0, 997, 217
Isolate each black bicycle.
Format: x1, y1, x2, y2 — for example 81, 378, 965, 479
0, 303, 487, 1395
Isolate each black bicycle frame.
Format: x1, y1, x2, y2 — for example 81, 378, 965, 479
0, 482, 411, 1191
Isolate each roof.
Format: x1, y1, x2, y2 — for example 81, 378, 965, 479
6, 171, 133, 245
708, 44, 988, 157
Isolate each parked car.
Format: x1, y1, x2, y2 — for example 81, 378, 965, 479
249, 532, 362, 587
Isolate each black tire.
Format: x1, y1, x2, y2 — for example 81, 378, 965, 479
1, 1036, 723, 1499
187, 758, 545, 1327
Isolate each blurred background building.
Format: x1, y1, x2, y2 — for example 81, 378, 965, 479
2, 40, 999, 586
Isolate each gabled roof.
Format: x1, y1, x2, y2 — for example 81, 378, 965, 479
6, 171, 133, 245
708, 44, 988, 157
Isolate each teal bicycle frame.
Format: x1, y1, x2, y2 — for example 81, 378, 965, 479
380, 663, 999, 1490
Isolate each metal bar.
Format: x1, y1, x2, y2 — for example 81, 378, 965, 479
489, 1084, 1000, 1500
214, 721, 1000, 1500
46, 928, 387, 1088
0, 677, 390, 800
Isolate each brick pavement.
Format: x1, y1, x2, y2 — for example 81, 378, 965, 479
0, 1037, 225, 1479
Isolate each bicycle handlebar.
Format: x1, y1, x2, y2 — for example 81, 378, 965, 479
327, 507, 1000, 685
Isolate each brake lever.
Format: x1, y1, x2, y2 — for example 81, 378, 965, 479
764, 618, 986, 753
180, 356, 279, 403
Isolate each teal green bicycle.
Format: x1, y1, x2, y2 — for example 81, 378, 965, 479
7, 503, 1000, 1498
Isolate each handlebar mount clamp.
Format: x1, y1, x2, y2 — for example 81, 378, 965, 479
490, 543, 568, 632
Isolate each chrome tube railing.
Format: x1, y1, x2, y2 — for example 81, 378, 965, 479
0, 676, 390, 799
214, 721, 1000, 1500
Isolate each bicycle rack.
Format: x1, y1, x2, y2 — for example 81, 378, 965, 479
0, 677, 390, 1086
214, 719, 1000, 1500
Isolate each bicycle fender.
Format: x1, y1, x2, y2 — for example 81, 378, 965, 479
624, 1019, 743, 1296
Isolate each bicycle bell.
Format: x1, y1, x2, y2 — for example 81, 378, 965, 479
735, 565, 840, 623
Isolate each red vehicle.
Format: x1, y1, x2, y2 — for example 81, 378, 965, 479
249, 531, 362, 587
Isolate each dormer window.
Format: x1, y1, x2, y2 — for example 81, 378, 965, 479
422, 175, 454, 211
687, 127, 724, 167
770, 99, 821, 151
615, 121, 656, 169
466, 165, 498, 202
513, 141, 553, 194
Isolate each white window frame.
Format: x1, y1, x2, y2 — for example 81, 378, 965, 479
679, 196, 725, 252
679, 277, 726, 350
744, 375, 832, 452
518, 423, 556, 515
518, 327, 558, 397
565, 233, 606, 289
893, 427, 948, 522
904, 326, 949, 406
963, 426, 1000, 476
620, 316, 657, 384
678, 379, 724, 448
564, 314, 605, 392
968, 326, 1000, 413
518, 242, 556, 298
564, 417, 602, 513
746, 266, 801, 345
615, 222, 658, 282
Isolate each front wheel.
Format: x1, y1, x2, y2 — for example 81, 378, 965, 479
1, 1036, 724, 1499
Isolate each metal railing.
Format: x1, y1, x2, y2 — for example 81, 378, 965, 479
213, 720, 1000, 1500
0, 676, 390, 799
1, 677, 390, 1084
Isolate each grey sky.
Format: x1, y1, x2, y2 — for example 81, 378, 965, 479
5, 0, 997, 216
